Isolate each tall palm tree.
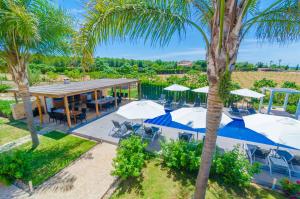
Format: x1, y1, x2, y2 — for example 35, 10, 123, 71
78, 0, 300, 198
0, 0, 74, 147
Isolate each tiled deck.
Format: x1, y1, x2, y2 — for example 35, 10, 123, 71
71, 111, 300, 189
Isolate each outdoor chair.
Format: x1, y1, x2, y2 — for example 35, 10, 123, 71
76, 108, 87, 123
109, 120, 128, 137
47, 112, 56, 123
244, 144, 258, 165
54, 112, 67, 124
178, 132, 194, 142
194, 97, 201, 107
142, 126, 160, 142
267, 150, 292, 178
158, 94, 166, 104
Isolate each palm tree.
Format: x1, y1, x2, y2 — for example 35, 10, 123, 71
78, 0, 300, 198
0, 0, 74, 147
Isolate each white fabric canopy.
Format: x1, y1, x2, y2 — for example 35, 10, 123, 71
192, 86, 209, 94
243, 114, 300, 149
117, 100, 165, 120
230, 88, 265, 99
164, 84, 190, 91
171, 107, 233, 129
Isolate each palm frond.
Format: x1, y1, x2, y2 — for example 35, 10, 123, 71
79, 0, 209, 66
244, 0, 300, 43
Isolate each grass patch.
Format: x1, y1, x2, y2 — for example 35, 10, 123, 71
111, 159, 284, 199
9, 131, 96, 186
0, 117, 29, 146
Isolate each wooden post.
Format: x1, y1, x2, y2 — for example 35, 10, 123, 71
114, 86, 117, 108
64, 96, 72, 127
138, 82, 141, 100
36, 96, 43, 125
128, 83, 131, 101
94, 90, 99, 115
14, 92, 18, 103
119, 86, 122, 98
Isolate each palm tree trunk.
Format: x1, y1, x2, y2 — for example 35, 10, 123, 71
194, 80, 223, 199
9, 57, 40, 148
18, 84, 39, 147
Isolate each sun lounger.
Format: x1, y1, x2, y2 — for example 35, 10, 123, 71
267, 150, 292, 178
124, 121, 142, 133
178, 132, 194, 142
230, 106, 241, 116
247, 107, 256, 115
244, 144, 258, 165
158, 94, 166, 104
109, 120, 127, 137
276, 149, 298, 171
142, 126, 160, 142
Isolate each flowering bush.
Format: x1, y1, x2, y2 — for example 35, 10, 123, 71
280, 178, 300, 198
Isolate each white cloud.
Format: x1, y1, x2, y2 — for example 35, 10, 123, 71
143, 48, 206, 60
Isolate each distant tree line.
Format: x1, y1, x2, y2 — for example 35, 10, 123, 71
0, 55, 298, 77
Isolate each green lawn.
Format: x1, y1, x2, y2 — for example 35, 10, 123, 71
111, 159, 285, 199
0, 117, 29, 146
10, 131, 97, 186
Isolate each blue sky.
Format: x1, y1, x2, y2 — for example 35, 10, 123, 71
56, 0, 300, 66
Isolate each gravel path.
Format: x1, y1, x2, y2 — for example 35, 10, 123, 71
0, 142, 117, 199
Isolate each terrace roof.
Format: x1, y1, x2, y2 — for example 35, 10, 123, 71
9, 78, 139, 98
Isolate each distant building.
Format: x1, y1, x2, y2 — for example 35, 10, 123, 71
177, 60, 193, 67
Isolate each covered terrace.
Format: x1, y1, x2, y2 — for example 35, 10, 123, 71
9, 78, 140, 128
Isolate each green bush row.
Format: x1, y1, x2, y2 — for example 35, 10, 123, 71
161, 140, 260, 188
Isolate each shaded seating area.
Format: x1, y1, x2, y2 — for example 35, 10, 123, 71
9, 78, 140, 128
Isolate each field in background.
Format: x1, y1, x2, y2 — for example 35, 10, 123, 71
159, 71, 300, 88
232, 72, 300, 88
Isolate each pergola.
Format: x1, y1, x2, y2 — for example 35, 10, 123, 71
258, 87, 300, 119
10, 78, 140, 127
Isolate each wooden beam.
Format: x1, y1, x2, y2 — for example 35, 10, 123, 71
128, 83, 131, 100
36, 96, 43, 125
119, 86, 122, 98
64, 96, 72, 127
94, 90, 99, 115
114, 86, 117, 108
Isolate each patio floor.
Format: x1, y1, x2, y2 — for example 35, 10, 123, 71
71, 111, 300, 189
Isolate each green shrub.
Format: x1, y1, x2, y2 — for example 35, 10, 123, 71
28, 69, 42, 86
280, 178, 300, 197
0, 150, 31, 184
286, 105, 297, 114
0, 100, 14, 118
64, 69, 83, 80
46, 71, 59, 81
112, 135, 147, 179
211, 147, 260, 188
161, 140, 203, 172
0, 84, 11, 93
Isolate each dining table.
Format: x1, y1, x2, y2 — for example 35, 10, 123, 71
53, 108, 81, 124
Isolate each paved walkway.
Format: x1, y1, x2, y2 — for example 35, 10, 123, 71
0, 143, 117, 199
0, 135, 31, 153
